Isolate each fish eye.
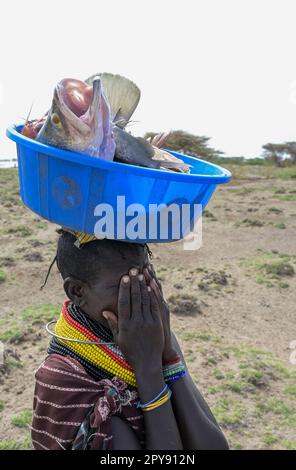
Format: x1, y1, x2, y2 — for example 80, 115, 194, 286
51, 113, 61, 125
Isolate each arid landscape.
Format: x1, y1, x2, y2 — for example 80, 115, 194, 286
0, 164, 296, 450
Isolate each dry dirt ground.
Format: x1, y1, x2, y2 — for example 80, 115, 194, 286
0, 166, 296, 450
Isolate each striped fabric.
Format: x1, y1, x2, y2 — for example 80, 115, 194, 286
31, 354, 145, 450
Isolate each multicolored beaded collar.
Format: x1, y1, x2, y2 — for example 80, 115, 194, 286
48, 300, 137, 388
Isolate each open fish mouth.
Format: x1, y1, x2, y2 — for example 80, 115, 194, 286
56, 78, 101, 129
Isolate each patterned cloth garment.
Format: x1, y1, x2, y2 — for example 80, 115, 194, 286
31, 354, 145, 450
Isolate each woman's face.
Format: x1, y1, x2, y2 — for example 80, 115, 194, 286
65, 251, 149, 328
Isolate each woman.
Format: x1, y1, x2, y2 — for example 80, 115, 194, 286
31, 230, 228, 450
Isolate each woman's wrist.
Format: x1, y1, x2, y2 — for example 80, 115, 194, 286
162, 353, 187, 386
135, 363, 167, 404
162, 349, 179, 364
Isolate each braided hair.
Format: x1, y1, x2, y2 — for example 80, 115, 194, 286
41, 230, 152, 288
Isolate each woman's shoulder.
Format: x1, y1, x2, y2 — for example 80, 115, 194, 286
32, 354, 99, 450
35, 353, 88, 380
34, 353, 101, 394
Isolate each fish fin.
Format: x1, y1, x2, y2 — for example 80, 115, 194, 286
152, 159, 192, 173
85, 73, 140, 127
26, 102, 34, 121
21, 102, 34, 126
151, 131, 171, 148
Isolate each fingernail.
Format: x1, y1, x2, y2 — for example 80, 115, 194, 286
102, 311, 108, 319
138, 274, 144, 281
147, 286, 151, 292
122, 275, 130, 283
130, 268, 138, 276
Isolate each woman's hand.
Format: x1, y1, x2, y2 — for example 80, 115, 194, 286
102, 268, 165, 372
143, 264, 178, 363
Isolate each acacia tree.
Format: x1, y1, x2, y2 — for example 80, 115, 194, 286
262, 142, 296, 165
284, 142, 296, 164
144, 130, 223, 160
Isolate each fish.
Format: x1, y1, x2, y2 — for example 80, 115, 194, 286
22, 73, 190, 173
112, 126, 191, 173
85, 73, 190, 173
21, 114, 47, 139
21, 103, 47, 139
85, 73, 141, 128
112, 125, 155, 167
152, 146, 191, 173
36, 78, 115, 160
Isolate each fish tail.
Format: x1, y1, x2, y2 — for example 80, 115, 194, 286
152, 160, 191, 173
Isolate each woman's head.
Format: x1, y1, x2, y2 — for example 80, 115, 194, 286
56, 231, 150, 327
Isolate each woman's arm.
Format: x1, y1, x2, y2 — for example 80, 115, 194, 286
144, 265, 229, 450
111, 416, 142, 450
135, 360, 183, 450
103, 270, 183, 450
168, 332, 229, 450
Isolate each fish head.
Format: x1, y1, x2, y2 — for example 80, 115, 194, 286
37, 78, 111, 156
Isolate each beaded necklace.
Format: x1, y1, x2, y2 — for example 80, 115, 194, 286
48, 300, 137, 388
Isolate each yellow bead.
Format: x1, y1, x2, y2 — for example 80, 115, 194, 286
55, 312, 137, 387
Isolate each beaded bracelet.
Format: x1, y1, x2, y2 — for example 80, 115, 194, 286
136, 384, 168, 409
166, 369, 187, 386
136, 384, 172, 412
142, 389, 172, 412
163, 356, 186, 385
163, 355, 181, 366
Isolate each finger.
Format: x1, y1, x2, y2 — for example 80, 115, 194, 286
150, 278, 163, 305
139, 274, 150, 318
129, 268, 141, 318
148, 264, 163, 295
143, 267, 152, 283
149, 287, 161, 322
102, 311, 119, 340
150, 278, 170, 323
117, 275, 131, 322
145, 266, 165, 310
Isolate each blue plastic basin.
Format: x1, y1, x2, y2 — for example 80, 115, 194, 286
6, 125, 231, 243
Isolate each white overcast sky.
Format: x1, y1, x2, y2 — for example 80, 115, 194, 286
1, 0, 296, 159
